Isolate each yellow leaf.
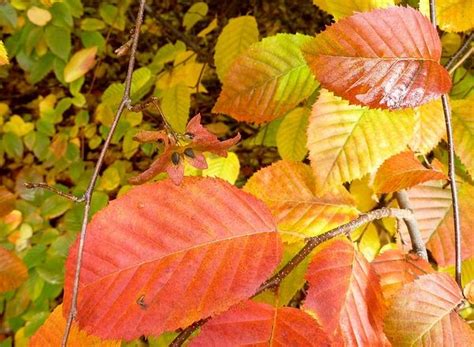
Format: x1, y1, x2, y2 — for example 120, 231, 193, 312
419, 0, 474, 32
198, 17, 218, 37
358, 223, 381, 261
64, 47, 97, 83
411, 99, 445, 155
30, 305, 120, 346
276, 107, 309, 161
39, 94, 57, 118
0, 40, 9, 65
160, 82, 191, 133
183, 2, 208, 31
312, 0, 394, 20
307, 90, 415, 192
27, 6, 52, 26
214, 15, 259, 81
452, 99, 474, 177
244, 160, 359, 241
98, 167, 120, 191
350, 175, 378, 212
185, 152, 240, 184
3, 115, 34, 137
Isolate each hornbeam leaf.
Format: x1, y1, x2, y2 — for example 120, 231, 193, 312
0, 247, 28, 292
214, 16, 259, 81
276, 107, 310, 161
373, 151, 446, 193
419, 0, 474, 33
384, 273, 474, 345
411, 99, 445, 155
312, 0, 394, 20
190, 300, 330, 346
30, 305, 120, 346
244, 160, 358, 241
63, 177, 282, 340
303, 7, 451, 110
213, 34, 318, 124
307, 90, 415, 192
304, 238, 389, 345
452, 99, 474, 178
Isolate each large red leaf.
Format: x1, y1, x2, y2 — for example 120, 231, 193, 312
190, 300, 330, 346
372, 249, 434, 301
302, 6, 451, 110
373, 151, 446, 193
0, 246, 28, 292
304, 238, 389, 345
63, 177, 282, 340
384, 273, 474, 345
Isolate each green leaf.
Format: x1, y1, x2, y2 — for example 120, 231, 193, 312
80, 18, 105, 31
213, 34, 318, 124
276, 107, 309, 161
161, 82, 191, 133
36, 255, 65, 284
50, 2, 73, 28
40, 195, 72, 219
2, 132, 24, 158
44, 25, 71, 61
214, 16, 259, 81
183, 2, 208, 31
30, 52, 55, 84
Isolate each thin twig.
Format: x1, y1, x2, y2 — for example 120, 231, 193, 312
394, 190, 427, 259
445, 33, 473, 74
24, 183, 85, 203
61, 1, 147, 345
429, 0, 463, 288
170, 207, 413, 346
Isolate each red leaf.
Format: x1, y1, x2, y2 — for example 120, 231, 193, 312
372, 249, 434, 301
190, 300, 330, 346
304, 238, 389, 345
303, 7, 451, 110
373, 151, 446, 193
384, 273, 474, 345
0, 246, 28, 293
63, 177, 282, 340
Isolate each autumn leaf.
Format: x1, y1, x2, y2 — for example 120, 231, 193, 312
0, 186, 15, 218
63, 177, 282, 339
276, 107, 309, 161
373, 151, 446, 193
312, 0, 394, 20
304, 238, 389, 345
30, 305, 120, 347
244, 160, 359, 241
0, 246, 28, 292
410, 99, 445, 154
26, 6, 52, 26
372, 249, 434, 301
213, 34, 318, 124
64, 47, 97, 83
452, 99, 474, 177
307, 90, 415, 192
190, 300, 330, 346
0, 41, 8, 65
419, 0, 474, 33
384, 273, 474, 345
303, 7, 451, 110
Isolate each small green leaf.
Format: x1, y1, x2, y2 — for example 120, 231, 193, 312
40, 195, 72, 219
183, 2, 208, 31
44, 25, 71, 61
2, 132, 24, 158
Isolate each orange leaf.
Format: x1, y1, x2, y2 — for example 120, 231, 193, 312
304, 238, 389, 345
30, 305, 120, 347
0, 186, 15, 217
384, 273, 474, 345
63, 177, 282, 340
190, 300, 330, 346
372, 249, 434, 301
0, 246, 27, 293
244, 160, 359, 240
302, 7, 451, 110
373, 151, 446, 193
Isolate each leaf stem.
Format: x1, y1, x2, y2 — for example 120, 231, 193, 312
394, 190, 427, 259
429, 0, 463, 288
170, 207, 414, 346
61, 1, 147, 345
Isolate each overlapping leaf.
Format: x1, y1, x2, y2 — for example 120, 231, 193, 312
452, 99, 474, 177
63, 178, 282, 339
373, 151, 446, 193
384, 273, 474, 345
0, 246, 28, 292
190, 300, 330, 346
244, 160, 359, 240
30, 305, 120, 347
372, 249, 434, 301
276, 107, 309, 161
214, 16, 259, 81
304, 238, 389, 345
312, 0, 394, 20
213, 34, 318, 124
419, 0, 474, 32
303, 7, 451, 109
410, 99, 445, 154
307, 90, 415, 192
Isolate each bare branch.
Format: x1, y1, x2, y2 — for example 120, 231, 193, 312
445, 33, 473, 75
24, 183, 85, 203
61, 0, 147, 345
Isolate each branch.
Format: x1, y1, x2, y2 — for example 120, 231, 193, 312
445, 33, 473, 75
170, 207, 413, 346
394, 190, 427, 259
24, 183, 85, 203
429, 0, 463, 288
61, 1, 147, 345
